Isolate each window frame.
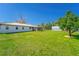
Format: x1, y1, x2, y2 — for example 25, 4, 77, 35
22, 27, 24, 30
6, 26, 9, 30
16, 26, 18, 30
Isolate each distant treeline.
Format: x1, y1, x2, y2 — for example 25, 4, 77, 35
38, 22, 54, 30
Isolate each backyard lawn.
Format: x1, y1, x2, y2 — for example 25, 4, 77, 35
0, 30, 79, 56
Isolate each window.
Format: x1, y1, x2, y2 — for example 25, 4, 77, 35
22, 27, 24, 30
0, 25, 1, 29
29, 27, 32, 29
16, 26, 18, 30
6, 26, 9, 30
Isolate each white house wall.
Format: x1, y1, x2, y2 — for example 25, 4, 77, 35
52, 26, 61, 31
0, 25, 32, 33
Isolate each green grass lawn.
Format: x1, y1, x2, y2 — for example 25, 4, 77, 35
0, 30, 79, 56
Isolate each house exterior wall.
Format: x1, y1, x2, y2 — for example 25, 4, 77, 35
0, 25, 32, 33
52, 26, 61, 31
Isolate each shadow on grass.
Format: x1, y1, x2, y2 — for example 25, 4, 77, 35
72, 34, 79, 40
0, 31, 32, 34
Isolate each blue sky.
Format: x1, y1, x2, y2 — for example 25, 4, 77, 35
0, 3, 79, 25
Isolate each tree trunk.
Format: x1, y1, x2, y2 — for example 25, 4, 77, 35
68, 29, 72, 37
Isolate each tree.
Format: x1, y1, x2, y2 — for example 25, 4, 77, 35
16, 16, 26, 24
58, 11, 79, 37
41, 23, 46, 30
39, 22, 53, 30
48, 22, 53, 29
